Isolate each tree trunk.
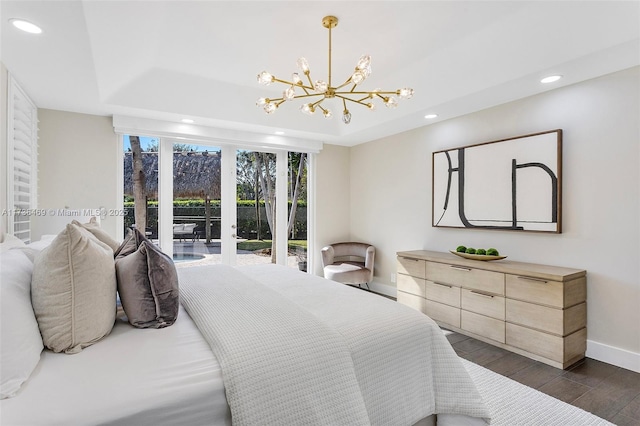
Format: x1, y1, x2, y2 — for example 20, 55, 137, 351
256, 153, 276, 263
205, 196, 211, 243
287, 153, 306, 238
255, 163, 261, 240
130, 136, 146, 232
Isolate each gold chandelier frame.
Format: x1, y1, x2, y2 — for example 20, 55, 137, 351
256, 15, 413, 124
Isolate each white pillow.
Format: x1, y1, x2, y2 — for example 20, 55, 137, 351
0, 249, 44, 399
0, 232, 26, 253
31, 223, 117, 354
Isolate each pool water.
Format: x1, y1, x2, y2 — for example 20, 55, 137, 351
173, 253, 206, 263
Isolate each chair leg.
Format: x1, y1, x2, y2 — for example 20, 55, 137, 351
364, 282, 370, 290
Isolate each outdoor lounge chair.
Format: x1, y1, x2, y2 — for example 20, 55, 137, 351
173, 223, 197, 242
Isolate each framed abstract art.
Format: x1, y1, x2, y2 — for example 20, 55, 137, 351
432, 129, 562, 233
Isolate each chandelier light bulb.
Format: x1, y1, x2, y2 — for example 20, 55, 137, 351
264, 103, 277, 114
314, 80, 328, 93
297, 57, 310, 74
384, 97, 398, 109
300, 103, 315, 115
356, 55, 371, 70
283, 86, 296, 101
398, 88, 414, 99
256, 16, 413, 124
257, 71, 274, 85
351, 70, 365, 85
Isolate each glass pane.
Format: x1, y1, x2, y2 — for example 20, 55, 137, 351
236, 150, 278, 266
288, 152, 308, 271
172, 143, 221, 267
123, 135, 159, 241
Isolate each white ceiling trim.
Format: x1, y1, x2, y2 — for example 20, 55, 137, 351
112, 115, 324, 153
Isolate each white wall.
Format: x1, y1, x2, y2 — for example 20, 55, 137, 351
1, 63, 8, 235
313, 143, 351, 276
349, 66, 640, 371
36, 109, 119, 239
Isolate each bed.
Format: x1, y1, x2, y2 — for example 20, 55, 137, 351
1, 230, 491, 426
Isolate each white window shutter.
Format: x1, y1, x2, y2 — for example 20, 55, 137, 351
7, 74, 38, 243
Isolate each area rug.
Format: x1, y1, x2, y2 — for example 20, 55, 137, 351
461, 359, 614, 425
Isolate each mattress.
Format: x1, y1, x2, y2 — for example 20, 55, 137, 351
0, 306, 230, 426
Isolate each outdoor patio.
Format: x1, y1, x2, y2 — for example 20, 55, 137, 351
171, 240, 299, 269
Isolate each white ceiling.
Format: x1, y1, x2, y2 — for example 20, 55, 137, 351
1, 1, 639, 146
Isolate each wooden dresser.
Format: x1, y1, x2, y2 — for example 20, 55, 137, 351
396, 250, 587, 369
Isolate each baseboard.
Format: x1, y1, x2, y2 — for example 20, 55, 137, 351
586, 340, 640, 373
368, 280, 397, 299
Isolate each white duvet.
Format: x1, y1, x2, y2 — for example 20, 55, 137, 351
178, 264, 491, 426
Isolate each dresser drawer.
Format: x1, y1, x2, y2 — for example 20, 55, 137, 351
506, 323, 587, 364
461, 310, 505, 343
506, 275, 586, 308
506, 300, 586, 336
397, 257, 426, 279
397, 290, 426, 313
461, 289, 505, 320
397, 274, 426, 297
426, 281, 460, 307
425, 300, 460, 328
426, 262, 504, 295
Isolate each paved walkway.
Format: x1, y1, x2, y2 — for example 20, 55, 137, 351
172, 240, 299, 269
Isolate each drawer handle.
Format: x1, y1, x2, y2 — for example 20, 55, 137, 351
517, 276, 548, 284
401, 257, 420, 261
470, 290, 494, 298
433, 282, 453, 288
450, 266, 471, 272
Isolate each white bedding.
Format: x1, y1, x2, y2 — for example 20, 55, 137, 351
179, 264, 491, 426
0, 306, 231, 426
2, 263, 489, 426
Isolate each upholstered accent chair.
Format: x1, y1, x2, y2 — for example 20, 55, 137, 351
321, 242, 375, 289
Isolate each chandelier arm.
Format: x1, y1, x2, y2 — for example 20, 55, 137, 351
335, 94, 372, 107
292, 93, 325, 100
305, 73, 315, 89
336, 90, 398, 96
272, 77, 314, 91
335, 80, 354, 90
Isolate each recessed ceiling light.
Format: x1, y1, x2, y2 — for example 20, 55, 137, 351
181, 118, 194, 124
275, 131, 285, 135
9, 18, 42, 34
424, 114, 438, 119
540, 75, 562, 84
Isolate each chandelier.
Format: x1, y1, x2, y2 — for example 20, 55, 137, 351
256, 15, 414, 125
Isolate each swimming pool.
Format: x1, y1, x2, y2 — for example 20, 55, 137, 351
172, 253, 206, 263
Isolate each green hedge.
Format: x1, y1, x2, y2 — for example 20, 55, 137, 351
123, 199, 307, 208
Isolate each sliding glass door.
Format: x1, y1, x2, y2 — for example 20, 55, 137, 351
121, 135, 308, 270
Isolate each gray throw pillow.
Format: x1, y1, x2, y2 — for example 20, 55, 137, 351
115, 233, 179, 328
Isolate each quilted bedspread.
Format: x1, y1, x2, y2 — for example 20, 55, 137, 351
178, 264, 490, 426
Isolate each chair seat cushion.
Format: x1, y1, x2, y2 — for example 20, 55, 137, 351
324, 262, 371, 285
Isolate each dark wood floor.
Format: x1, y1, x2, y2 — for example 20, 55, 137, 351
444, 329, 640, 426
